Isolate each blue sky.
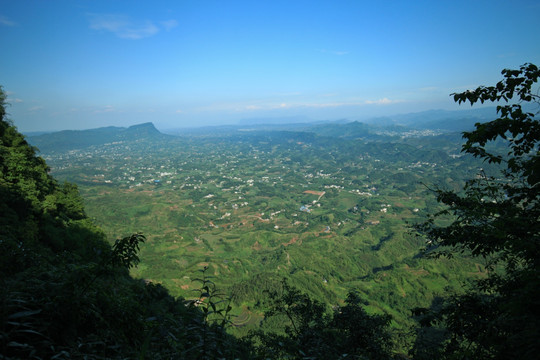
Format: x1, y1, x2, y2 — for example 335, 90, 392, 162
1, 0, 539, 132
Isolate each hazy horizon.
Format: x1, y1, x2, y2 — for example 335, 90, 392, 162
21, 105, 501, 135
2, 0, 539, 132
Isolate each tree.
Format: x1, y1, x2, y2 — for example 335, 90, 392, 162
251, 279, 394, 359
412, 63, 540, 359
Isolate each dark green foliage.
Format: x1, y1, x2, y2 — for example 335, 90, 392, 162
251, 279, 394, 359
110, 233, 145, 269
413, 63, 540, 359
184, 266, 243, 359
331, 292, 394, 359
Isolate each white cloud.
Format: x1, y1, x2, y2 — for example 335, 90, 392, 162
161, 19, 178, 31
0, 15, 16, 27
88, 14, 176, 39
304, 102, 352, 108
205, 97, 401, 114
365, 97, 403, 105
94, 105, 115, 113
250, 101, 365, 111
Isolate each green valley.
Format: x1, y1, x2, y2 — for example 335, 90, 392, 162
30, 120, 489, 336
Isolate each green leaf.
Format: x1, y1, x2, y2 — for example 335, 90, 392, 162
8, 309, 42, 319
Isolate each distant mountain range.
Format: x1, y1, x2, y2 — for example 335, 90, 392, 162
27, 107, 508, 153
28, 122, 171, 153
232, 107, 497, 129
365, 107, 497, 131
